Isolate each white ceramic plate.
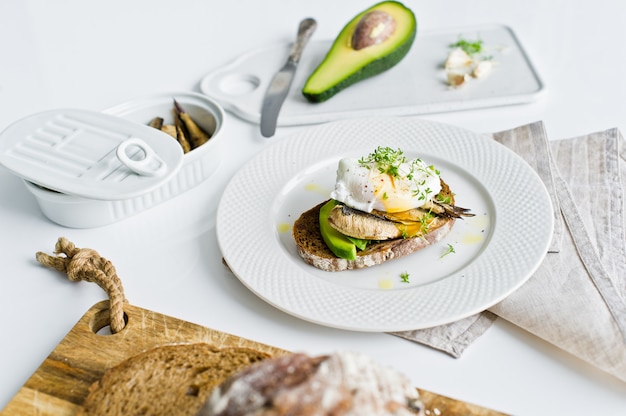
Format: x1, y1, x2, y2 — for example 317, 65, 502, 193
201, 24, 544, 126
216, 118, 553, 331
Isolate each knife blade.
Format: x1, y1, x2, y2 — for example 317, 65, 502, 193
260, 18, 317, 137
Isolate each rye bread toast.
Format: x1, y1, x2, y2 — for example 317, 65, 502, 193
292, 180, 457, 272
78, 344, 269, 416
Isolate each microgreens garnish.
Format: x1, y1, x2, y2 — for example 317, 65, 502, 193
359, 147, 440, 200
400, 271, 410, 283
358, 146, 407, 177
436, 194, 452, 204
440, 244, 456, 258
450, 37, 483, 55
418, 212, 433, 233
450, 37, 493, 61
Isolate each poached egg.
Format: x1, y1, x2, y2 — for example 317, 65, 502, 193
330, 149, 441, 213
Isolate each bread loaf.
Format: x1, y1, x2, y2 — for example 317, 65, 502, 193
197, 351, 424, 415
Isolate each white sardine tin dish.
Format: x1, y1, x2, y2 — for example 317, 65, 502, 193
0, 92, 225, 228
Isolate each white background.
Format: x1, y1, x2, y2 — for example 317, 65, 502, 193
1, 1, 625, 414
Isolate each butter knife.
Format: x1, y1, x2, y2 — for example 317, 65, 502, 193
260, 18, 317, 137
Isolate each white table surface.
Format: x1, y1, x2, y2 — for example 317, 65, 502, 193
1, 1, 625, 414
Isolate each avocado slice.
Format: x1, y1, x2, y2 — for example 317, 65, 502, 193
319, 200, 357, 260
302, 1, 417, 103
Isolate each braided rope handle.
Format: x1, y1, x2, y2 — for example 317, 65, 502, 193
36, 237, 127, 333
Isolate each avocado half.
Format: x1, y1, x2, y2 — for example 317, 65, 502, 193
302, 1, 417, 103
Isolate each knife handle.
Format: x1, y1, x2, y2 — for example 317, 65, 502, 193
288, 18, 317, 64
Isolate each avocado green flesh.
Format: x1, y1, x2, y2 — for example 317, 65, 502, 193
347, 236, 369, 251
302, 1, 417, 103
319, 200, 357, 260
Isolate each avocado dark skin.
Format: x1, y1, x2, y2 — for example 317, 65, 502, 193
302, 1, 417, 103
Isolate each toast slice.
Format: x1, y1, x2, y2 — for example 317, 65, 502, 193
292, 180, 457, 272
78, 344, 269, 416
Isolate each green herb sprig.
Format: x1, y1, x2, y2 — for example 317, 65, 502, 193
450, 37, 493, 61
450, 37, 483, 56
440, 243, 456, 258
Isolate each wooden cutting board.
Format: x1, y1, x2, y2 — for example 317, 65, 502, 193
2, 301, 508, 415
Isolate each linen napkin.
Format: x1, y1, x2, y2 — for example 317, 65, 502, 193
393, 121, 626, 383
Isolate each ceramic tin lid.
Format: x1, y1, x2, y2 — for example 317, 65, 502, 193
0, 109, 184, 200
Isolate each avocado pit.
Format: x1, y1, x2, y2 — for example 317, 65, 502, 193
351, 10, 396, 50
